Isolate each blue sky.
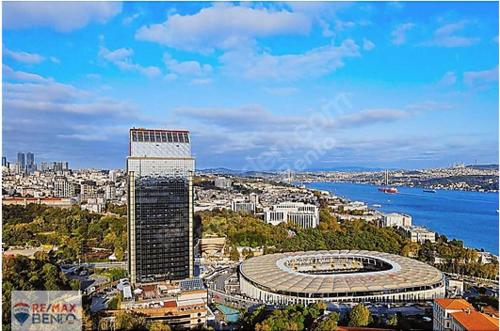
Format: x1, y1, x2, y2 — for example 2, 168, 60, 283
3, 1, 499, 170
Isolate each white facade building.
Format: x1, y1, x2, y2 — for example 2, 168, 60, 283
214, 177, 232, 189
380, 213, 412, 228
405, 226, 436, 243
264, 202, 319, 228
231, 201, 255, 214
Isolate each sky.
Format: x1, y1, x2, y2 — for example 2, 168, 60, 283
3, 1, 499, 171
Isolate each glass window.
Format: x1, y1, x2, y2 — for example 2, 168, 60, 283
144, 131, 150, 142
132, 131, 137, 142
155, 132, 161, 142
178, 133, 185, 143
150, 131, 156, 142
138, 132, 144, 142
184, 133, 189, 143
161, 133, 167, 142
167, 132, 173, 142
173, 133, 179, 143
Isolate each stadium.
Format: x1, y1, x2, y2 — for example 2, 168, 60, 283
239, 250, 445, 305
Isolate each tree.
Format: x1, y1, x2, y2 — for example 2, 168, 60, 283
348, 303, 371, 327
315, 312, 340, 331
386, 314, 398, 327
42, 263, 60, 290
148, 321, 171, 331
114, 311, 145, 330
229, 246, 240, 261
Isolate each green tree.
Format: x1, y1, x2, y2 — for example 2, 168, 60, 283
114, 311, 145, 330
148, 321, 171, 331
348, 303, 371, 327
315, 312, 340, 331
387, 314, 398, 327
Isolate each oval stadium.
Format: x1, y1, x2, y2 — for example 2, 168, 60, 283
239, 250, 445, 305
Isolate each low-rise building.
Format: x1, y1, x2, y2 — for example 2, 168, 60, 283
231, 201, 255, 214
450, 309, 499, 331
380, 213, 412, 228
433, 298, 474, 331
405, 226, 436, 243
214, 177, 232, 189
263, 202, 319, 228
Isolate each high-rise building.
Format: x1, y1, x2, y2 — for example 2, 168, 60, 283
2, 157, 7, 167
26, 152, 35, 173
127, 128, 195, 284
17, 152, 25, 172
80, 180, 97, 201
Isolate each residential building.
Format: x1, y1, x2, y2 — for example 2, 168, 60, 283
127, 128, 195, 284
405, 226, 436, 243
450, 309, 499, 331
380, 213, 412, 228
53, 176, 74, 198
80, 180, 97, 201
214, 177, 232, 189
433, 298, 474, 331
264, 202, 319, 228
231, 201, 255, 214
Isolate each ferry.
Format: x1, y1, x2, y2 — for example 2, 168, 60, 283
423, 189, 437, 193
378, 170, 398, 194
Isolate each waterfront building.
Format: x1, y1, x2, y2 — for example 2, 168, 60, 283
231, 200, 255, 214
240, 250, 445, 305
214, 177, 232, 189
264, 202, 319, 228
380, 213, 412, 228
405, 226, 436, 244
127, 128, 195, 284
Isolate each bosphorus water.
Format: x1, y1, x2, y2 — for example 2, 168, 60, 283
307, 182, 499, 254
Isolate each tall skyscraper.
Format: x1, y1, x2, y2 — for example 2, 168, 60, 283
17, 152, 25, 172
2, 157, 7, 167
127, 128, 195, 284
26, 152, 35, 173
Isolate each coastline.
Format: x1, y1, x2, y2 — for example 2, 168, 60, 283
304, 181, 499, 255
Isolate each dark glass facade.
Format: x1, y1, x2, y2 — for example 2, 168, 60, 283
134, 175, 191, 282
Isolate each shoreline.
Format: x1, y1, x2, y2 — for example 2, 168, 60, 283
303, 181, 499, 256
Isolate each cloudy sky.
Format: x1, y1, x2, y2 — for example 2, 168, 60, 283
3, 1, 498, 170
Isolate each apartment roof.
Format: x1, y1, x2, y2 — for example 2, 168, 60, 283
451, 310, 500, 331
434, 298, 473, 310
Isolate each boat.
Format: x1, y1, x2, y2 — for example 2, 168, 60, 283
378, 170, 398, 194
372, 204, 382, 208
423, 189, 436, 193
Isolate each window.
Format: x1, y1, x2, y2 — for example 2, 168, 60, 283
155, 132, 161, 142
144, 131, 150, 142
178, 133, 185, 143
183, 133, 189, 143
161, 133, 167, 142
138, 132, 144, 142
173, 133, 179, 143
132, 131, 137, 142
167, 132, 173, 142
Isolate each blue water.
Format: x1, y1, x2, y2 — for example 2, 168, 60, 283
216, 304, 240, 322
307, 182, 499, 254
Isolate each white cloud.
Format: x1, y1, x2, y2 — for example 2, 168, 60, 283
363, 38, 375, 51
264, 87, 300, 96
391, 23, 414, 45
98, 46, 161, 78
123, 13, 141, 25
424, 21, 479, 47
190, 78, 213, 85
220, 39, 360, 81
4, 2, 122, 32
135, 3, 311, 52
4, 48, 45, 64
3, 65, 51, 83
463, 66, 498, 87
438, 71, 457, 86
163, 53, 212, 76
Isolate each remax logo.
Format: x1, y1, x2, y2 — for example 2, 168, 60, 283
12, 302, 30, 325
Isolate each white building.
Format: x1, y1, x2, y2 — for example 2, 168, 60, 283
53, 176, 75, 198
214, 177, 232, 189
231, 201, 255, 214
380, 213, 412, 228
433, 299, 473, 331
405, 226, 436, 244
264, 202, 319, 228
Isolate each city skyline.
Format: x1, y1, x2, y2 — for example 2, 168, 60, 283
3, 1, 499, 170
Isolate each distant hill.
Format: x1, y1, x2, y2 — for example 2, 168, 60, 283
466, 164, 498, 170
